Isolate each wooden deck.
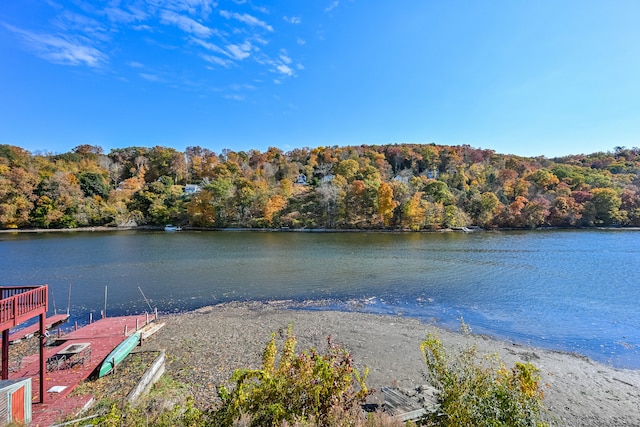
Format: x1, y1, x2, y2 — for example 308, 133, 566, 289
9, 314, 156, 426
8, 313, 70, 343
0, 286, 48, 331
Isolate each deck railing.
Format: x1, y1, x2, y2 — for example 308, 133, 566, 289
0, 285, 48, 331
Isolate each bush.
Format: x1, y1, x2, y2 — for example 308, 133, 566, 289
420, 326, 549, 427
212, 326, 371, 426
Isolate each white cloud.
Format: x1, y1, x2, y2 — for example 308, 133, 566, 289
325, 1, 339, 12
104, 6, 147, 23
132, 24, 153, 31
3, 23, 106, 68
283, 16, 301, 24
279, 51, 292, 64
225, 94, 245, 101
253, 36, 268, 46
53, 11, 110, 41
127, 61, 144, 68
140, 73, 162, 82
171, 0, 218, 19
202, 54, 233, 68
226, 42, 252, 60
296, 37, 306, 45
160, 10, 214, 38
192, 37, 251, 62
191, 37, 227, 55
276, 64, 293, 76
219, 10, 273, 32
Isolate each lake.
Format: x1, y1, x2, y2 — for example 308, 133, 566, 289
0, 229, 638, 368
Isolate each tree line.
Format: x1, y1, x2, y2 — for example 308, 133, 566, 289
1, 143, 639, 230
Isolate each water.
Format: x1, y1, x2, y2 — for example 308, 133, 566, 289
0, 229, 638, 368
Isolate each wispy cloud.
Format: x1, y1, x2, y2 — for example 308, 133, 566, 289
3, 23, 107, 68
202, 54, 234, 68
132, 24, 154, 32
4, 0, 305, 90
53, 11, 110, 41
279, 50, 292, 64
225, 94, 245, 101
191, 37, 227, 56
169, 0, 218, 19
104, 6, 147, 24
219, 10, 273, 32
192, 37, 252, 63
226, 42, 252, 60
325, 1, 339, 12
140, 73, 163, 82
276, 64, 293, 76
160, 10, 215, 38
283, 16, 301, 24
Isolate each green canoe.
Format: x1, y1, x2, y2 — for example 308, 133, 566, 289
98, 331, 141, 377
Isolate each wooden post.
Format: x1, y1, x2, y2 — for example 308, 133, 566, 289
74, 321, 78, 331
136, 319, 139, 331
90, 312, 93, 324
39, 313, 46, 403
155, 307, 158, 321
124, 325, 128, 336
146, 312, 149, 324
1, 329, 8, 380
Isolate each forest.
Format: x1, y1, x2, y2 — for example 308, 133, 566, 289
0, 143, 639, 230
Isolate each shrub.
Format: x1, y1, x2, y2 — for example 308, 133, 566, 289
212, 325, 371, 426
420, 327, 549, 427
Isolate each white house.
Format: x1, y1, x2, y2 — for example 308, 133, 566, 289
184, 184, 202, 195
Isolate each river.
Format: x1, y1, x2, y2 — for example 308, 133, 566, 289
0, 229, 638, 368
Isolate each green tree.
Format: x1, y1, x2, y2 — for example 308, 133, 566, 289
334, 159, 360, 182
78, 172, 110, 198
588, 188, 622, 225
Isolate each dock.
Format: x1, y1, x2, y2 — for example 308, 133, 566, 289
9, 314, 157, 426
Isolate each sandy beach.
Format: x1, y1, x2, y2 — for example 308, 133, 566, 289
140, 301, 640, 427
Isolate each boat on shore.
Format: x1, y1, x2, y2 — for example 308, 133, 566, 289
98, 331, 141, 377
164, 225, 182, 232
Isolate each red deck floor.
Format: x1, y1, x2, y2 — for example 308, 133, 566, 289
10, 314, 155, 426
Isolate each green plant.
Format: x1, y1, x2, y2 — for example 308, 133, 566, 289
212, 325, 371, 427
420, 328, 549, 427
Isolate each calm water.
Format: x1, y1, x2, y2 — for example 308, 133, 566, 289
0, 229, 638, 368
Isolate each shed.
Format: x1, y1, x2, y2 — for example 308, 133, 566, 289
0, 378, 32, 426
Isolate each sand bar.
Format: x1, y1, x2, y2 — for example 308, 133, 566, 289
143, 301, 640, 427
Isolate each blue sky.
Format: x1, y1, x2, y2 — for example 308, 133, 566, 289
1, 1, 639, 158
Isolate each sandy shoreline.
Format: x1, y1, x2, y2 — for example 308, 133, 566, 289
140, 302, 640, 427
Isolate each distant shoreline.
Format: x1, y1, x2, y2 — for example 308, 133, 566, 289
2, 225, 639, 234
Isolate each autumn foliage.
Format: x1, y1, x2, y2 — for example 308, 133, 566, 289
1, 143, 639, 230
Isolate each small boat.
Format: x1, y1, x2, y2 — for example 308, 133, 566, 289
164, 225, 182, 232
98, 331, 141, 377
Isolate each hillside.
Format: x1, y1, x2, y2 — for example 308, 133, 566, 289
1, 143, 639, 230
